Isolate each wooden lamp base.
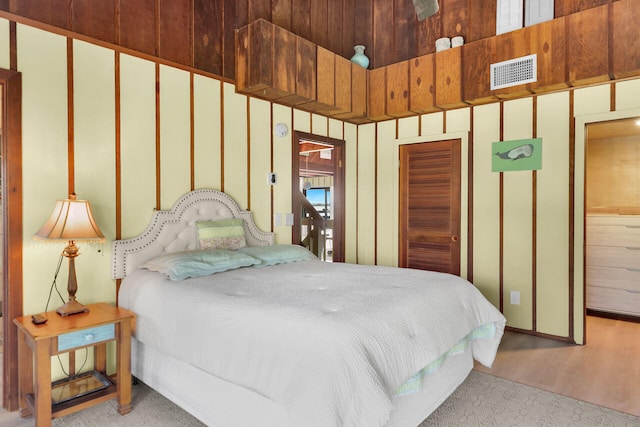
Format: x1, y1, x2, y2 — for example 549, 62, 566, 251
57, 299, 89, 316
57, 241, 90, 316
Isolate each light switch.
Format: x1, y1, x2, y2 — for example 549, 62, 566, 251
284, 213, 294, 226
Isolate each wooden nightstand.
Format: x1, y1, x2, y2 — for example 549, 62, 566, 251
13, 303, 135, 427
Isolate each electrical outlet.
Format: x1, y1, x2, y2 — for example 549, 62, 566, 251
510, 290, 520, 305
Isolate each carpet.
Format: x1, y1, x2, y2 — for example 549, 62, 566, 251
1, 371, 638, 426
419, 371, 640, 426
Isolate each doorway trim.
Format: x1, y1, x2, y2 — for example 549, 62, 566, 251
392, 131, 470, 277
292, 131, 346, 262
574, 107, 640, 345
1, 68, 23, 411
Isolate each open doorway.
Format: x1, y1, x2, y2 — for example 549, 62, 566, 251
291, 131, 345, 262
585, 117, 640, 322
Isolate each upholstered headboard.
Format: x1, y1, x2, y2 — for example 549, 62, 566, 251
112, 189, 275, 279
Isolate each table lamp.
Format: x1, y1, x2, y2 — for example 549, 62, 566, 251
34, 194, 105, 316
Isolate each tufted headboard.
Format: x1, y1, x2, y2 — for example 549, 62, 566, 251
112, 189, 275, 279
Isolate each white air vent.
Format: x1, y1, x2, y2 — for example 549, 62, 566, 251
525, 0, 554, 27
490, 54, 537, 90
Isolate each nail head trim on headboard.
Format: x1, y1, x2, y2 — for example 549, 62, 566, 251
112, 189, 275, 279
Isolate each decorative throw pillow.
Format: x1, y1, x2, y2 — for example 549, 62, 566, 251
140, 249, 260, 280
196, 218, 246, 250
238, 244, 317, 266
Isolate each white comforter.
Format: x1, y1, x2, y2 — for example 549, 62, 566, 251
119, 260, 505, 427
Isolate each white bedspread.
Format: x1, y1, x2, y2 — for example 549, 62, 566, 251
119, 260, 505, 427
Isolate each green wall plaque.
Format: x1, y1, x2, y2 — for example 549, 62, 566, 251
492, 138, 542, 172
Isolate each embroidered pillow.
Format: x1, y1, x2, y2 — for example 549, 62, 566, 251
196, 219, 247, 250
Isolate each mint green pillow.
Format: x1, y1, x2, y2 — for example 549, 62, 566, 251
140, 249, 260, 280
238, 244, 316, 267
196, 219, 246, 250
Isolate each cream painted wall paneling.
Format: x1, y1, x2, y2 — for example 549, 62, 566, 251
248, 97, 273, 233
574, 84, 611, 117
120, 54, 156, 239
398, 116, 419, 138
18, 25, 70, 315
72, 39, 117, 305
376, 120, 397, 267
420, 112, 444, 135
293, 109, 311, 133
445, 108, 471, 133
272, 103, 293, 244
311, 113, 328, 136
357, 123, 376, 265
344, 124, 358, 263
328, 118, 344, 140
223, 82, 249, 209
501, 98, 534, 330
616, 79, 640, 110
159, 65, 191, 210
0, 18, 9, 69
446, 108, 470, 279
471, 103, 501, 308
194, 75, 222, 191
535, 91, 570, 338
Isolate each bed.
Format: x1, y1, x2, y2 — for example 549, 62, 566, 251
112, 189, 506, 427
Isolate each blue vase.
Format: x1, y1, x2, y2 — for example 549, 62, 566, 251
350, 45, 369, 69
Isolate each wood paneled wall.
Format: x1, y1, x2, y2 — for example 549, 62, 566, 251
0, 0, 622, 80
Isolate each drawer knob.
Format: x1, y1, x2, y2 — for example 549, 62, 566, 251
84, 333, 95, 341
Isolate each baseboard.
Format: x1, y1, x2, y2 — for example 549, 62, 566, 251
587, 309, 640, 323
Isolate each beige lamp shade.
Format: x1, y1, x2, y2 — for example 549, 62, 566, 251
34, 194, 105, 242
34, 194, 105, 316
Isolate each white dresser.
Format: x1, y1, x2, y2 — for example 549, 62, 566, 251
586, 214, 640, 317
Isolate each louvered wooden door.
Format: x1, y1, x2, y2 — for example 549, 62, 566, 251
399, 139, 461, 274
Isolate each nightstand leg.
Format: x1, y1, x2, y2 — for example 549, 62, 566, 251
116, 321, 132, 415
34, 339, 52, 427
17, 331, 33, 418
94, 342, 107, 374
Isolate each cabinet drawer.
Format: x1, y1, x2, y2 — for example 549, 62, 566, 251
586, 245, 640, 269
587, 286, 640, 316
586, 265, 640, 291
58, 324, 115, 352
586, 224, 640, 247
587, 215, 640, 227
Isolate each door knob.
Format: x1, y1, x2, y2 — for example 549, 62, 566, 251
451, 235, 459, 242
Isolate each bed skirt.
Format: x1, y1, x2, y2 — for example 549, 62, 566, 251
131, 337, 474, 427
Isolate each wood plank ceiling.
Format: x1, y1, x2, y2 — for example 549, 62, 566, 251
0, 0, 618, 81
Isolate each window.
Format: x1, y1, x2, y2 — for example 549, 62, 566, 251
305, 187, 331, 219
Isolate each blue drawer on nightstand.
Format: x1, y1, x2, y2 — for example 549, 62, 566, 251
58, 324, 115, 352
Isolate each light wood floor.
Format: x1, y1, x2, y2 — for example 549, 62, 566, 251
474, 315, 640, 417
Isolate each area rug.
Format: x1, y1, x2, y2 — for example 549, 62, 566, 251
1, 370, 638, 426
419, 371, 640, 426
